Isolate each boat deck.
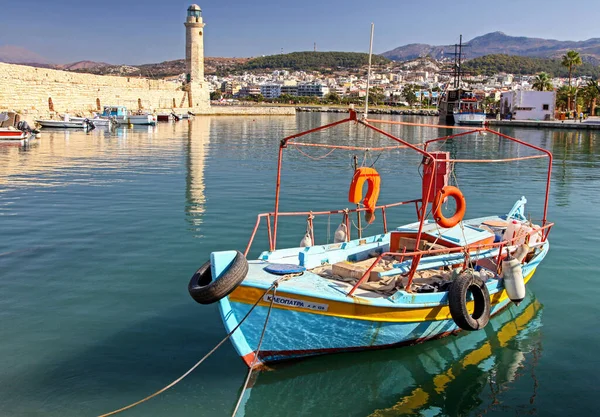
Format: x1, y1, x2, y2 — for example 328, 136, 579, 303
239, 216, 548, 309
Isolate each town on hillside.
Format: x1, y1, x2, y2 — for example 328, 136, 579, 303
196, 52, 599, 121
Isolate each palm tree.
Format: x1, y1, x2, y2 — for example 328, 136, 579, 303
557, 85, 578, 112
561, 50, 583, 86
581, 80, 600, 116
561, 50, 583, 111
532, 72, 553, 91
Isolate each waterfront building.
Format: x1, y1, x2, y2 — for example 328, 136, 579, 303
238, 85, 261, 98
260, 84, 282, 99
281, 85, 299, 96
298, 83, 329, 98
500, 90, 556, 120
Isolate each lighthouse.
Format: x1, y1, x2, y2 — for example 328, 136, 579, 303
184, 4, 210, 110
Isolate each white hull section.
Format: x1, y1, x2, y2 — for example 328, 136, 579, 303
35, 120, 89, 129
115, 115, 157, 125
454, 112, 486, 125
70, 117, 113, 128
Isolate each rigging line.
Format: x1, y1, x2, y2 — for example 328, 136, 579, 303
97, 283, 278, 417
292, 145, 335, 160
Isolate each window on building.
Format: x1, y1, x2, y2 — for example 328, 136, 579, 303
542, 104, 549, 111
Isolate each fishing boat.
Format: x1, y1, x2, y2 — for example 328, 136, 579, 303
438, 35, 487, 126
102, 106, 157, 126
187, 108, 554, 368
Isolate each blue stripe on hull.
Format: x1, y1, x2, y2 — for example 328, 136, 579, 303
221, 296, 512, 363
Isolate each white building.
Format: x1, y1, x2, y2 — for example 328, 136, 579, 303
297, 83, 330, 98
500, 90, 556, 121
260, 84, 282, 99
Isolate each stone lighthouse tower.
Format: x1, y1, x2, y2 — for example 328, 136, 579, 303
184, 4, 210, 110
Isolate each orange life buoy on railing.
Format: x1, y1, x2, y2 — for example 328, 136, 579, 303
348, 167, 381, 224
433, 185, 466, 228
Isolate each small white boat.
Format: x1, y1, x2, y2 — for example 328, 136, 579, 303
69, 116, 114, 128
35, 114, 94, 130
102, 106, 157, 126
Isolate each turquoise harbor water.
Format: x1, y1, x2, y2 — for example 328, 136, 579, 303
0, 114, 598, 416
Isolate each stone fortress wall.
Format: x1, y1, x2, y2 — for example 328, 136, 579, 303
0, 62, 294, 119
0, 62, 200, 117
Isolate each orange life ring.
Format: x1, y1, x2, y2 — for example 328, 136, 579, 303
433, 185, 466, 228
348, 167, 381, 223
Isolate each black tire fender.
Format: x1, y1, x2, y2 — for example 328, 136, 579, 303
448, 272, 491, 331
188, 251, 249, 305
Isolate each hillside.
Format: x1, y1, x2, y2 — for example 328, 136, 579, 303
68, 57, 250, 77
238, 51, 390, 72
65, 52, 389, 77
463, 54, 600, 78
0, 45, 52, 64
383, 32, 600, 65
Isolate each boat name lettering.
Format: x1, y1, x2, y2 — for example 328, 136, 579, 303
263, 295, 329, 312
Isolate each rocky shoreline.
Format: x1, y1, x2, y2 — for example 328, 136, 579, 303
295, 106, 439, 116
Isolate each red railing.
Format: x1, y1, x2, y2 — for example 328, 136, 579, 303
244, 198, 422, 257
347, 222, 554, 296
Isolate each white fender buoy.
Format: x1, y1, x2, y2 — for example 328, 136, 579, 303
334, 223, 347, 243
501, 253, 526, 304
514, 244, 530, 263
300, 232, 312, 247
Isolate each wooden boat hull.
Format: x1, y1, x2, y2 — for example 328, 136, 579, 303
219, 242, 548, 367
237, 294, 543, 416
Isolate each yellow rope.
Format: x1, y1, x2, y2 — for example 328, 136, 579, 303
97, 282, 279, 417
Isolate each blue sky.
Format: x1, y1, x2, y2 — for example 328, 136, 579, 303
1, 0, 598, 64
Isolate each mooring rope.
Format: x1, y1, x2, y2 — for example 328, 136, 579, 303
230, 283, 278, 417
97, 281, 281, 417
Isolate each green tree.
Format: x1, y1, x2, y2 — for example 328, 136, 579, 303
561, 50, 583, 87
324, 92, 341, 104
367, 88, 385, 106
581, 80, 600, 115
532, 72, 553, 91
403, 84, 418, 106
210, 91, 222, 100
561, 50, 583, 111
556, 85, 578, 112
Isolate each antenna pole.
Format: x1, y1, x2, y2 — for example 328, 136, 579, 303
458, 34, 463, 87
364, 23, 374, 118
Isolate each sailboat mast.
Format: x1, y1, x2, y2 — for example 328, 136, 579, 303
364, 23, 374, 118
458, 34, 463, 89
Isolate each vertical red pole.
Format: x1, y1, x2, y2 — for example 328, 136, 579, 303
308, 214, 315, 246
266, 214, 273, 252
344, 211, 350, 242
272, 145, 284, 251
382, 207, 388, 233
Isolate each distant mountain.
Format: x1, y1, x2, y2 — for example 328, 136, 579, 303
0, 45, 52, 64
58, 61, 110, 70
382, 32, 600, 65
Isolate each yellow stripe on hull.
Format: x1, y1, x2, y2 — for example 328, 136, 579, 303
229, 269, 536, 323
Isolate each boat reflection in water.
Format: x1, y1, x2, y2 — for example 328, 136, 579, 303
237, 291, 543, 417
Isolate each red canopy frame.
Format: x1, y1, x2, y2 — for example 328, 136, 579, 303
259, 109, 553, 292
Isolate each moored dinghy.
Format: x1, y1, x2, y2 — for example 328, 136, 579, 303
187, 109, 554, 368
